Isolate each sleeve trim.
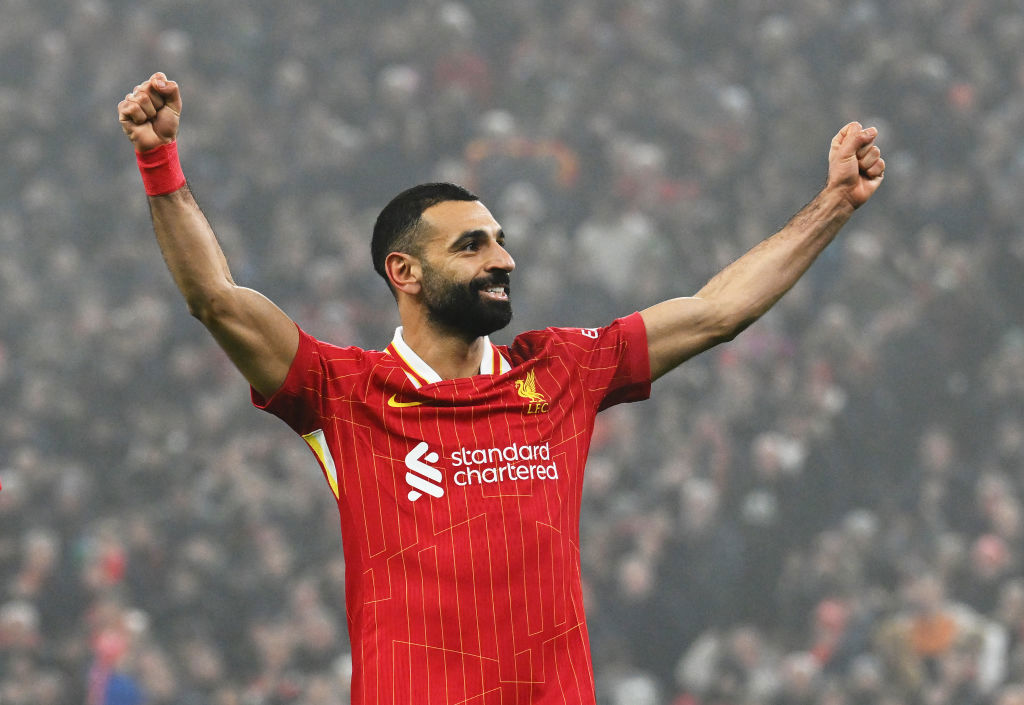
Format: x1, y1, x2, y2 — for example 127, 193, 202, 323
251, 322, 315, 412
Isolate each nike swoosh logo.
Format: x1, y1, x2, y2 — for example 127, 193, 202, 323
388, 394, 423, 408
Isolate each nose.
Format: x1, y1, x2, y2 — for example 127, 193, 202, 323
489, 241, 515, 273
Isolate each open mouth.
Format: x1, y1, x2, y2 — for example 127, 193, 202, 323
480, 286, 509, 301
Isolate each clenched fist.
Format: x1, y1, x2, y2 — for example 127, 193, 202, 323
117, 72, 182, 153
826, 121, 886, 211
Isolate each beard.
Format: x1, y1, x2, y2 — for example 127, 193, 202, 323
420, 264, 513, 339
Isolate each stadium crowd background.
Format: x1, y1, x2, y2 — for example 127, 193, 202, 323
2, 0, 1023, 703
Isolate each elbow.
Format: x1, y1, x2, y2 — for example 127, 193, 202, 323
700, 298, 749, 342
690, 289, 761, 347
700, 303, 760, 347
184, 285, 237, 327
716, 316, 757, 344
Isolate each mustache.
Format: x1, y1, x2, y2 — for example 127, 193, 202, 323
472, 271, 511, 292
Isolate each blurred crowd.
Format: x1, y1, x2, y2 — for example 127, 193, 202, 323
1, 0, 1023, 703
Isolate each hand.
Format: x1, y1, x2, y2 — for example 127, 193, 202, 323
826, 121, 886, 210
117, 72, 182, 153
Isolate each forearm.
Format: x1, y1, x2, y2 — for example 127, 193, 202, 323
696, 187, 855, 334
120, 74, 299, 396
148, 185, 236, 321
642, 122, 883, 379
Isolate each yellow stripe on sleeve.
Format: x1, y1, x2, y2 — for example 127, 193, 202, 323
302, 428, 340, 499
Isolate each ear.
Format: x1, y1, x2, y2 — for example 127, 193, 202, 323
384, 252, 422, 295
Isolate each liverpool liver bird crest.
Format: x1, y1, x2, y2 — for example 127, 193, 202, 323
514, 370, 546, 403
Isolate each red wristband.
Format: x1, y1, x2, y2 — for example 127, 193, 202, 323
136, 141, 186, 196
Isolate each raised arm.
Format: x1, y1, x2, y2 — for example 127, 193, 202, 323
118, 73, 298, 398
641, 121, 886, 380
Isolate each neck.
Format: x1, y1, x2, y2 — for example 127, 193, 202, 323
399, 318, 487, 380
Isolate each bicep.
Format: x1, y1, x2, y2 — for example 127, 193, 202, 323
199, 285, 300, 399
640, 296, 731, 380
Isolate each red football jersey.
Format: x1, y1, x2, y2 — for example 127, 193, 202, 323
252, 313, 651, 704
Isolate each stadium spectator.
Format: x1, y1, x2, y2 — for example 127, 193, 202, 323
2, 0, 1023, 702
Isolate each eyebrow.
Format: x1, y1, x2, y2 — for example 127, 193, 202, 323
450, 228, 505, 250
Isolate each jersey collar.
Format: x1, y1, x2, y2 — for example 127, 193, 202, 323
387, 327, 511, 388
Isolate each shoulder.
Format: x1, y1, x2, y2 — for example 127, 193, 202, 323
505, 313, 647, 365
505, 325, 583, 363
296, 328, 395, 375
502, 314, 650, 409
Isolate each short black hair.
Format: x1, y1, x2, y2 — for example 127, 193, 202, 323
371, 182, 480, 289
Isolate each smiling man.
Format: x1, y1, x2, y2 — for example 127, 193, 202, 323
372, 186, 517, 379
118, 72, 884, 705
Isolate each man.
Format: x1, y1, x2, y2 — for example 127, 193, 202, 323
117, 72, 884, 704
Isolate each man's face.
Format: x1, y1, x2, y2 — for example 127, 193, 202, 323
417, 200, 516, 339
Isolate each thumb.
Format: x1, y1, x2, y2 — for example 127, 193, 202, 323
831, 122, 877, 160
151, 73, 182, 116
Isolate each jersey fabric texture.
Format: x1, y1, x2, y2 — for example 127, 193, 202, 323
252, 312, 651, 704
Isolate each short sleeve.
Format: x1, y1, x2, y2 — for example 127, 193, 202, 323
590, 312, 651, 411
250, 325, 323, 435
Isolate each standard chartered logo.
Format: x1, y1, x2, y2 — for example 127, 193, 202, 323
403, 440, 559, 502
404, 442, 444, 502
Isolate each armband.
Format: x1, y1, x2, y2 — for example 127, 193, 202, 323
136, 141, 186, 196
